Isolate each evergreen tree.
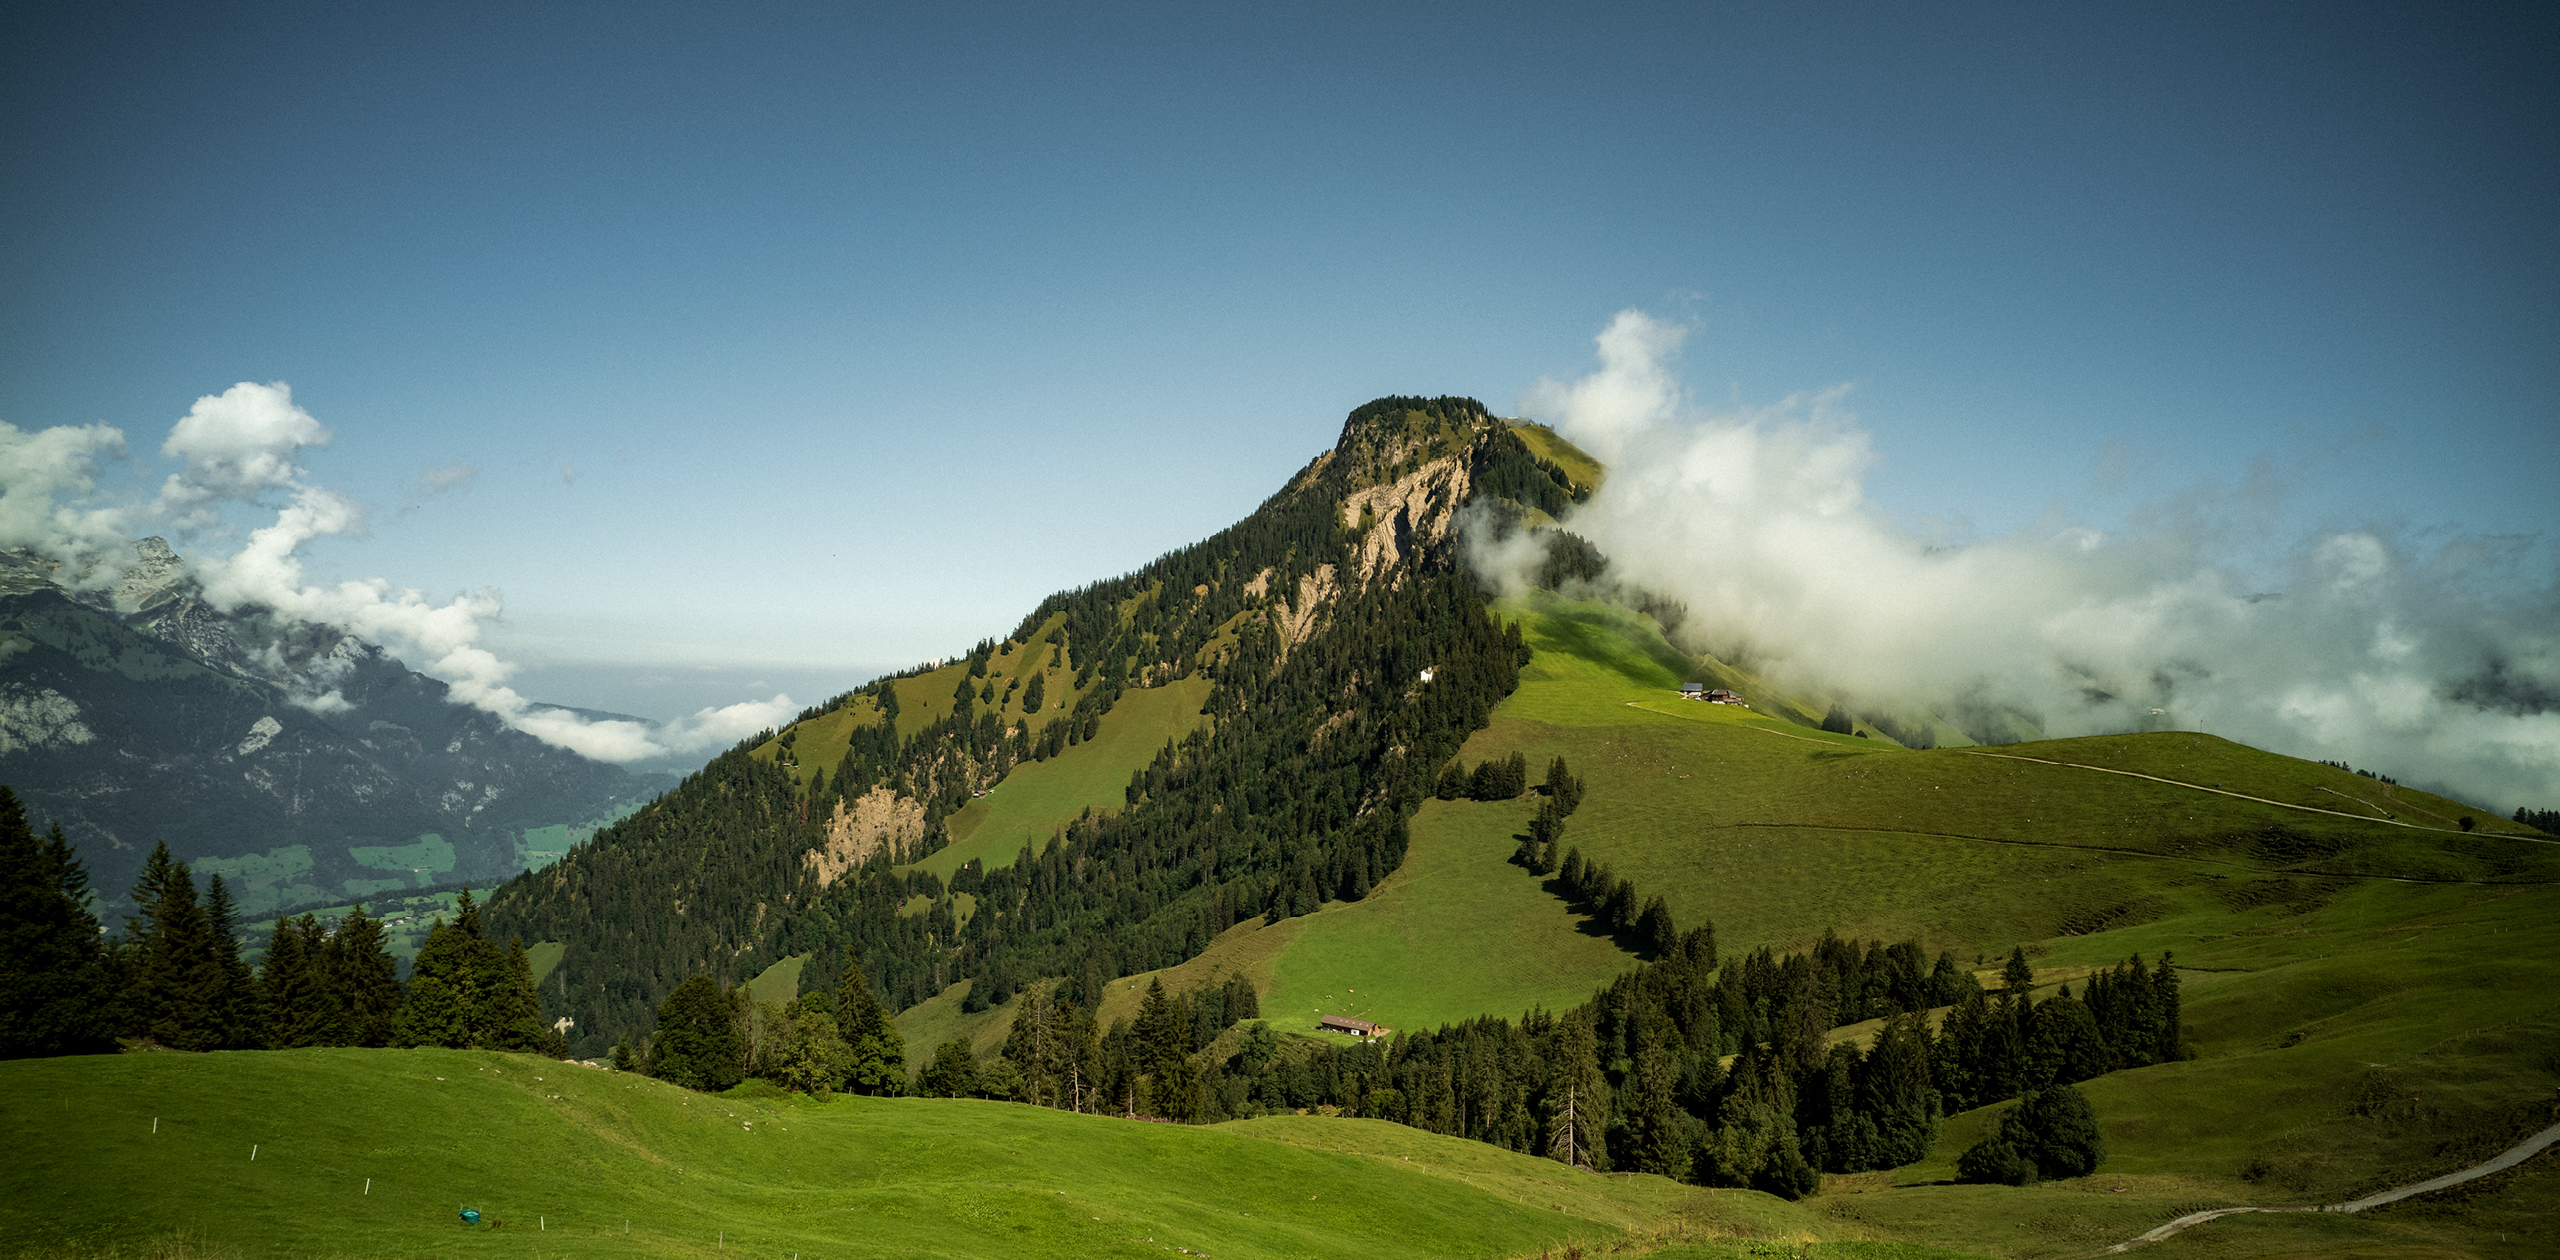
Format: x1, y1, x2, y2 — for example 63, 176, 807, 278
1627, 1015, 1685, 1176
127, 843, 214, 1050
837, 946, 906, 1095
1434, 761, 1466, 800
0, 791, 113, 1058
647, 974, 744, 1091
1021, 670, 1045, 714
1635, 896, 1677, 960
257, 916, 331, 1048
1542, 757, 1583, 814
325, 905, 402, 1047
396, 905, 482, 1049
2149, 953, 2187, 1064
199, 876, 258, 1050
489, 937, 552, 1052
1858, 1011, 1941, 1168
1542, 1014, 1606, 1170
918, 1037, 980, 1097
2023, 987, 2112, 1088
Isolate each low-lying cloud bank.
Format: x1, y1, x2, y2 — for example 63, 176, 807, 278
1497, 311, 2560, 814
0, 382, 795, 763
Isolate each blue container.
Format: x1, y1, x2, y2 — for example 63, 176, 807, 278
460, 1209, 481, 1225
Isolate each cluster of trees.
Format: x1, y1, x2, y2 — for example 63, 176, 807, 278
1933, 949, 2189, 1116
389, 890, 558, 1054
632, 947, 907, 1097
0, 786, 114, 1058
2318, 760, 2399, 786
921, 972, 1263, 1112
1547, 847, 1679, 957
1438, 751, 1529, 802
963, 932, 2163, 1199
0, 783, 548, 1061
489, 400, 1538, 1057
2515, 807, 2559, 834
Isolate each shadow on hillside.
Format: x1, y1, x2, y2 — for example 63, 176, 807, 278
1508, 834, 1660, 960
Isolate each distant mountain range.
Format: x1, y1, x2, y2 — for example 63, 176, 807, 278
0, 538, 670, 924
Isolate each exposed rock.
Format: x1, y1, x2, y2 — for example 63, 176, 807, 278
806, 787, 927, 887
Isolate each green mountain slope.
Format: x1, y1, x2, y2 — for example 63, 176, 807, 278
487, 396, 1576, 1052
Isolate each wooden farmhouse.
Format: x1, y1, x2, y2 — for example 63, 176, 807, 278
1317, 1015, 1387, 1038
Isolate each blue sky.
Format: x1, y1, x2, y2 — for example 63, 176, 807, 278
3, 3, 2554, 750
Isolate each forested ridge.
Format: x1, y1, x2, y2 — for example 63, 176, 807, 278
485, 398, 1577, 1055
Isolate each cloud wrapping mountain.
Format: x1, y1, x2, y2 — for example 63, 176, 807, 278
1510, 311, 2560, 812
0, 384, 794, 763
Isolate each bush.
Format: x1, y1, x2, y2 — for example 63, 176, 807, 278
1959, 1084, 2107, 1184
1957, 1137, 2038, 1185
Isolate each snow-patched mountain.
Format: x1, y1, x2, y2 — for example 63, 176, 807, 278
0, 540, 664, 922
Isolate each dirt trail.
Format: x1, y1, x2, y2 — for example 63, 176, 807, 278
1957, 750, 2557, 845
2103, 1118, 2560, 1252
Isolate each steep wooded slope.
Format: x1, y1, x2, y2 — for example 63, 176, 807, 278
487, 397, 1591, 1055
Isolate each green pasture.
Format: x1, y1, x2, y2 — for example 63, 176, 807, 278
744, 952, 807, 1007
1503, 421, 1606, 496
1259, 795, 1646, 1038
0, 1048, 1738, 1260
919, 675, 1213, 879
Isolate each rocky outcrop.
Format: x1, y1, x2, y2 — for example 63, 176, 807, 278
806, 788, 927, 887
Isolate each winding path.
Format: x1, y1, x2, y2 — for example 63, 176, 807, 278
2103, 1119, 2560, 1253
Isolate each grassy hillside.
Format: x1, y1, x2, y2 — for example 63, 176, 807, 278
1116, 589, 2560, 1257
921, 674, 1213, 879
0, 1048, 1861, 1260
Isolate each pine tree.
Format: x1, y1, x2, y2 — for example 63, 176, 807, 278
396, 917, 468, 1048
128, 843, 215, 1050
199, 877, 258, 1049
1635, 896, 1677, 960
325, 905, 402, 1047
1543, 1014, 1606, 1170
489, 937, 551, 1052
1434, 761, 1467, 800
1859, 1011, 1941, 1168
1627, 1015, 1685, 1176
1542, 757, 1583, 814
258, 916, 331, 1048
2150, 953, 2187, 1064
0, 792, 113, 1058
837, 946, 906, 1095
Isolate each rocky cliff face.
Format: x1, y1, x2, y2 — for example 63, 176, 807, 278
0, 541, 660, 922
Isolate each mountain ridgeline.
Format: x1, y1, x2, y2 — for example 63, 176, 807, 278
0, 541, 658, 924
488, 398, 1587, 1054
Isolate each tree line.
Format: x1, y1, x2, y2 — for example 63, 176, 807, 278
0, 786, 556, 1060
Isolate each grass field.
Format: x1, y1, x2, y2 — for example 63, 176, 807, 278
0, 1048, 1810, 1260
919, 675, 1213, 880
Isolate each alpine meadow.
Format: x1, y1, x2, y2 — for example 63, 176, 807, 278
6, 394, 2556, 1260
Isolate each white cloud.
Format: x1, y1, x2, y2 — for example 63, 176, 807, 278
1504, 310, 2560, 812
7, 382, 795, 765
157, 381, 331, 527
0, 418, 132, 582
